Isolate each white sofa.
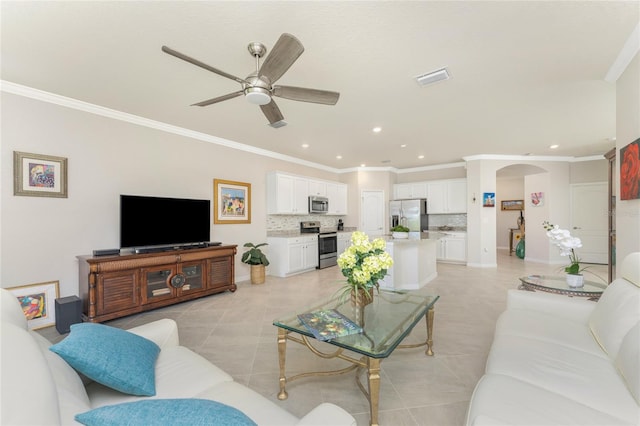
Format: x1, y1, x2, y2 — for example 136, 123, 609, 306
0, 288, 356, 426
466, 252, 640, 425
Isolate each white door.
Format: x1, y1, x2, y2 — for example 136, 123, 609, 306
571, 182, 608, 264
361, 190, 385, 237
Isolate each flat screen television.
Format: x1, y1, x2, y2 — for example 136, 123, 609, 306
120, 195, 210, 248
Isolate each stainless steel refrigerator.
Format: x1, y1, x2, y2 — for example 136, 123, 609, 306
390, 199, 428, 232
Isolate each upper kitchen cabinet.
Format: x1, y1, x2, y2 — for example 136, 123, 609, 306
393, 182, 428, 200
267, 172, 347, 215
427, 179, 467, 214
308, 180, 327, 197
267, 172, 309, 214
327, 183, 348, 215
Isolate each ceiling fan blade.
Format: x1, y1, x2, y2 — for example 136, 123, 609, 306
191, 91, 243, 107
258, 33, 304, 84
273, 85, 340, 105
162, 45, 248, 85
260, 100, 285, 125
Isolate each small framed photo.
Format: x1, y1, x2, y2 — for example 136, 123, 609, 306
501, 200, 524, 211
213, 179, 251, 224
531, 192, 544, 207
14, 151, 68, 198
482, 192, 496, 207
7, 281, 60, 330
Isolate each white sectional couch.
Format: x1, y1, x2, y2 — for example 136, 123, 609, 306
0, 288, 356, 426
466, 252, 640, 425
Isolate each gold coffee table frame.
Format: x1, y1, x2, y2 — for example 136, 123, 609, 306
273, 290, 439, 426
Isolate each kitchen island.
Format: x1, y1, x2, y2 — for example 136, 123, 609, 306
379, 232, 443, 290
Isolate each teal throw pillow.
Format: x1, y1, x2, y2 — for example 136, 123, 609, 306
50, 322, 160, 396
75, 399, 257, 426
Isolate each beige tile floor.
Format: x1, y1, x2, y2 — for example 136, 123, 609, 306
39, 250, 607, 425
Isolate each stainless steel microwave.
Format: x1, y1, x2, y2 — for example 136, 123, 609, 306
309, 196, 329, 214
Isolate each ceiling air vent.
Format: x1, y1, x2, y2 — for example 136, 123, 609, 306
414, 67, 450, 86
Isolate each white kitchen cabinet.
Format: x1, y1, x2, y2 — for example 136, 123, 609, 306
337, 232, 352, 256
267, 172, 309, 214
308, 180, 327, 197
393, 182, 428, 200
427, 179, 467, 214
436, 232, 467, 263
267, 235, 318, 277
327, 183, 348, 215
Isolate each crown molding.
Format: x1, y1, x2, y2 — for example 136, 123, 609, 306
462, 154, 604, 163
605, 22, 640, 83
0, 80, 340, 173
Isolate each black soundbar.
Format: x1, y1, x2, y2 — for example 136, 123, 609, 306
93, 248, 121, 257
134, 242, 223, 254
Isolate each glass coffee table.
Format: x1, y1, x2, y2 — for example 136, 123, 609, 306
273, 289, 439, 426
519, 275, 607, 301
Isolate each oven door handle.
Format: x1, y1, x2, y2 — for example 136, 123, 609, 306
318, 233, 337, 239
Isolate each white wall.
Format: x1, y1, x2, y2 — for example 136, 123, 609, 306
615, 52, 640, 269
0, 93, 339, 296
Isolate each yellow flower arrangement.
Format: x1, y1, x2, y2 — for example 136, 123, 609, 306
337, 231, 393, 301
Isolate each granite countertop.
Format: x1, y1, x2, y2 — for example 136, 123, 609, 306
267, 228, 356, 238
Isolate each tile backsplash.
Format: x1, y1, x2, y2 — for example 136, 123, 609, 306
428, 214, 467, 229
267, 215, 345, 231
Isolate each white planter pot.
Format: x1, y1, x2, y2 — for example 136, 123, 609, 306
566, 274, 584, 288
392, 232, 409, 239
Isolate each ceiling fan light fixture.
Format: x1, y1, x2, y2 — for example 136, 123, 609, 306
268, 120, 288, 129
415, 67, 450, 86
245, 87, 272, 105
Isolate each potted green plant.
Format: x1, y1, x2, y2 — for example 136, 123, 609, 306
241, 242, 269, 285
390, 225, 410, 239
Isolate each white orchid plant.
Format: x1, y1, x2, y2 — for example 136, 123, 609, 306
542, 221, 584, 275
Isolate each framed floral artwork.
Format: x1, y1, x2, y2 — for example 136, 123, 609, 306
620, 138, 639, 200
213, 179, 251, 224
13, 151, 68, 198
7, 280, 60, 330
531, 192, 544, 207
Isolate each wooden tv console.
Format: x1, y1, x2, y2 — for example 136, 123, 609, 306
78, 245, 237, 323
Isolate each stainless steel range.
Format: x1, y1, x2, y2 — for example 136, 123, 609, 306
300, 221, 338, 269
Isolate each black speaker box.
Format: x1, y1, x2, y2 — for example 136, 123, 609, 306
55, 296, 82, 334
93, 248, 120, 257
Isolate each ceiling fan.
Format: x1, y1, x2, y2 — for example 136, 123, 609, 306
162, 33, 340, 127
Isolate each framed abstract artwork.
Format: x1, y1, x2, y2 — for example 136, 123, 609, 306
13, 151, 68, 198
7, 280, 60, 330
620, 138, 640, 200
213, 179, 251, 224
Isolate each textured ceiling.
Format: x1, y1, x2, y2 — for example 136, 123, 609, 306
1, 1, 638, 171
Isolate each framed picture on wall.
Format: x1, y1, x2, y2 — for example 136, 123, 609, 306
531, 192, 544, 207
13, 151, 68, 198
213, 179, 251, 224
482, 192, 496, 207
620, 138, 640, 200
7, 281, 60, 330
501, 200, 524, 211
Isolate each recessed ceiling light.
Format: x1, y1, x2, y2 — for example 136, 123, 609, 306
550, 144, 559, 149
336, 155, 342, 159
301, 143, 309, 148
400, 144, 407, 148
372, 127, 382, 133
418, 155, 425, 159
360, 164, 366, 167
